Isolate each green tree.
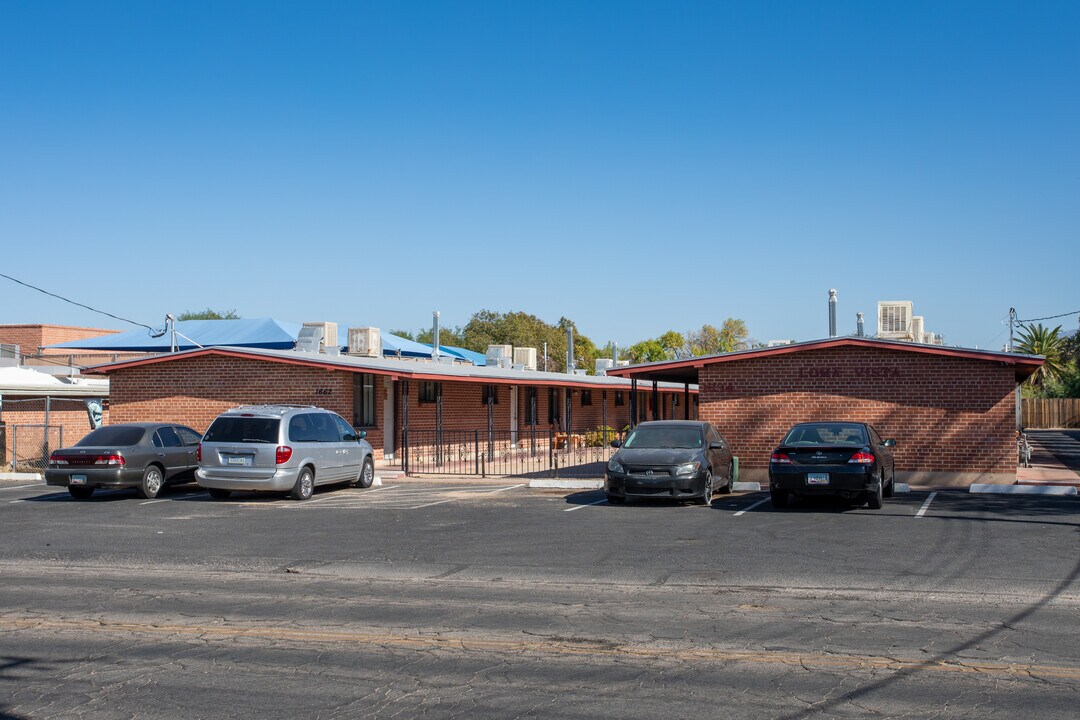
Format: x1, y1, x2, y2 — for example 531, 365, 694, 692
457, 310, 600, 372
686, 319, 751, 355
177, 308, 240, 320
1016, 323, 1066, 390
416, 325, 465, 348
388, 329, 415, 341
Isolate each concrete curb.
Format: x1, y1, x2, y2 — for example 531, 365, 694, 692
0, 473, 42, 483
528, 479, 603, 490
969, 483, 1077, 496
894, 483, 911, 493
731, 482, 760, 492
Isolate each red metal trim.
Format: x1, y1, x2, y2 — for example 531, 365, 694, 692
605, 337, 1044, 376
87, 347, 699, 392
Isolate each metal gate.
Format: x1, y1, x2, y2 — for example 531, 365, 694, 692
403, 425, 623, 478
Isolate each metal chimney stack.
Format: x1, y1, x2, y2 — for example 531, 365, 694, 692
432, 311, 440, 360
856, 312, 865, 337
828, 289, 838, 338
613, 342, 618, 365
566, 328, 575, 373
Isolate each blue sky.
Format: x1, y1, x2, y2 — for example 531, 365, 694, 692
2, 1, 1077, 350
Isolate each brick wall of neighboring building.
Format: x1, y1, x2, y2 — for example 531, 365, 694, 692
697, 345, 1016, 484
1, 399, 110, 469
0, 325, 120, 355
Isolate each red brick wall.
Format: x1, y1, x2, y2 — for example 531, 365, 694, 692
1, 398, 111, 468
107, 355, 386, 455
697, 346, 1016, 478
0, 325, 120, 355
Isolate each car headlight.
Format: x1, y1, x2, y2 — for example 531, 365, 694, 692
675, 461, 701, 476
607, 458, 625, 474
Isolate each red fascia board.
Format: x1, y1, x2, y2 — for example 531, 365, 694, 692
606, 338, 1044, 376
90, 347, 698, 392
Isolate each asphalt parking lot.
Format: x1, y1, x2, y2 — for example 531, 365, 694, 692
2, 479, 1079, 718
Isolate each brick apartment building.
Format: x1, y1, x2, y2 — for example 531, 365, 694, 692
607, 337, 1043, 486
88, 346, 695, 465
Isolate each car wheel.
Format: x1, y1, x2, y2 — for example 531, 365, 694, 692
883, 473, 894, 498
68, 486, 94, 500
290, 467, 314, 501
718, 461, 734, 494
770, 487, 788, 509
866, 475, 884, 509
693, 472, 713, 506
207, 488, 231, 500
352, 457, 375, 488
606, 493, 625, 505
138, 465, 164, 499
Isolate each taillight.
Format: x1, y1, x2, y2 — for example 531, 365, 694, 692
770, 452, 792, 464
276, 446, 293, 465
49, 453, 68, 466
848, 451, 875, 465
94, 454, 125, 466
196, 443, 202, 463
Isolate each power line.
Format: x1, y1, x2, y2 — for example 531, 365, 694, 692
0, 272, 161, 333
1018, 309, 1080, 324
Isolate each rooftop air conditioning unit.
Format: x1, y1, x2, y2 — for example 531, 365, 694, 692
911, 316, 925, 344
296, 326, 323, 353
877, 301, 914, 340
513, 347, 537, 371
303, 322, 338, 352
595, 358, 614, 375
348, 327, 382, 357
615, 360, 630, 367
486, 344, 512, 360
573, 369, 588, 376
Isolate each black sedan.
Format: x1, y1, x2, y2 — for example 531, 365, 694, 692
768, 422, 896, 509
45, 423, 202, 500
604, 421, 735, 505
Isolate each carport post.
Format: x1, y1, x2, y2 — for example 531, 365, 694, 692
400, 381, 410, 473
435, 382, 443, 467
652, 382, 659, 421
602, 390, 608, 446
684, 384, 690, 420
630, 379, 638, 427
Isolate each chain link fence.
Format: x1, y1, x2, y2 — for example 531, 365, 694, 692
1, 396, 96, 471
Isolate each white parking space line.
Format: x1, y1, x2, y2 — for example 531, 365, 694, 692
0, 484, 46, 492
733, 498, 770, 516
564, 499, 607, 512
139, 492, 209, 505
915, 491, 938, 519
486, 483, 525, 493
407, 484, 524, 510
300, 485, 403, 506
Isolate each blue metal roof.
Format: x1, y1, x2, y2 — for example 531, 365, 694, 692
379, 334, 485, 365
46, 318, 302, 352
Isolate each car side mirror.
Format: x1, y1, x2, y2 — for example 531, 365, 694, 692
610, 439, 621, 448
709, 441, 724, 450
882, 439, 895, 447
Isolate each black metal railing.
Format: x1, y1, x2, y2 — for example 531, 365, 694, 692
403, 425, 624, 478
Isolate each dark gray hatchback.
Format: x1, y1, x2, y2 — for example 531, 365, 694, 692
604, 421, 735, 506
45, 423, 202, 500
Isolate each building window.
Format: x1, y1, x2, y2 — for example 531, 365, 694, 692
548, 388, 560, 423
419, 381, 438, 404
353, 373, 376, 427
614, 391, 624, 406
481, 385, 499, 404
526, 387, 537, 426
581, 390, 592, 406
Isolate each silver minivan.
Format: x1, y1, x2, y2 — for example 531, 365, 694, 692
196, 405, 375, 501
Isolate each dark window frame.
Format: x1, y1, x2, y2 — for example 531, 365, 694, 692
418, 381, 438, 404
353, 373, 377, 428
580, 389, 592, 406
614, 391, 624, 407
481, 385, 499, 405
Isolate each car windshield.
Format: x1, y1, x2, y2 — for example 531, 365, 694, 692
75, 426, 145, 447
783, 424, 868, 446
203, 417, 281, 444
623, 426, 703, 449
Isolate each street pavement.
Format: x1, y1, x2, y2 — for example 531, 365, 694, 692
1, 480, 1079, 718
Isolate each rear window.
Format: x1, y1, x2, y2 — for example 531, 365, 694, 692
783, 424, 868, 446
203, 417, 281, 444
75, 426, 145, 447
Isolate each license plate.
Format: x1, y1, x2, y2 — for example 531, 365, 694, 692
227, 456, 251, 466
70, 475, 87, 485
806, 473, 830, 485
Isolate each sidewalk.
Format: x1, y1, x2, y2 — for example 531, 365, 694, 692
1016, 430, 1080, 487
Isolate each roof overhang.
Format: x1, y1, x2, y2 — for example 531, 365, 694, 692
605, 337, 1045, 385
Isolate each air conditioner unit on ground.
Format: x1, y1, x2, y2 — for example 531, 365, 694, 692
513, 347, 537, 371
348, 327, 382, 357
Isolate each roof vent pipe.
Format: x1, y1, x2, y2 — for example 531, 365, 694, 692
432, 311, 440, 360
856, 312, 865, 337
566, 328, 575, 374
612, 342, 618, 365
828, 289, 838, 338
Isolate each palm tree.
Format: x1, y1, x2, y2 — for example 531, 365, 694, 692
1016, 323, 1066, 388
